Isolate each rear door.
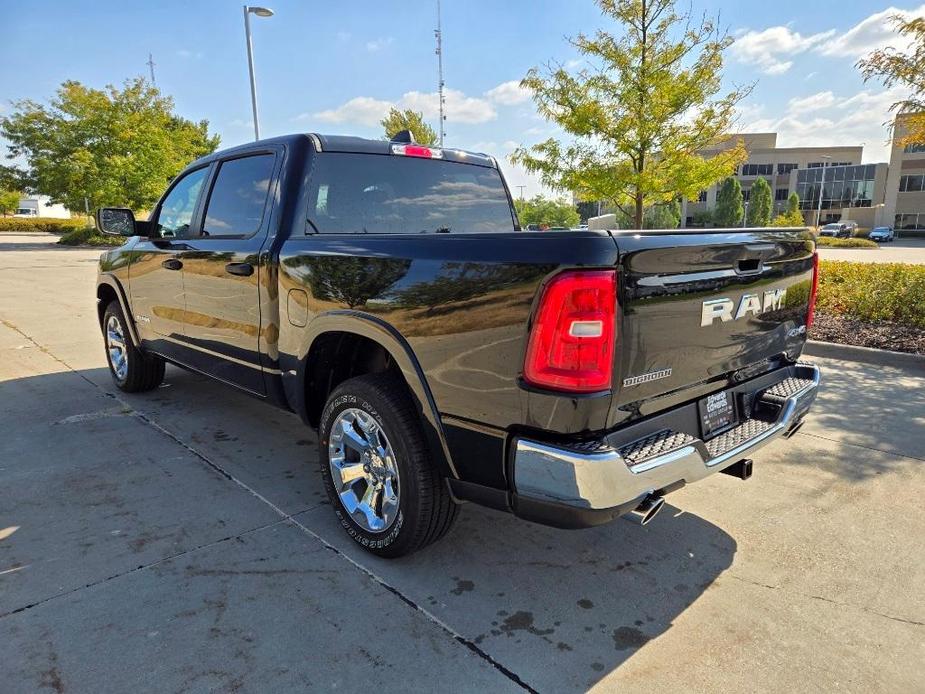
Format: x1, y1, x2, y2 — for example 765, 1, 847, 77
129, 166, 209, 348
611, 230, 815, 410
178, 150, 280, 395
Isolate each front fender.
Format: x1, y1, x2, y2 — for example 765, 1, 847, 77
287, 311, 457, 480
97, 274, 140, 347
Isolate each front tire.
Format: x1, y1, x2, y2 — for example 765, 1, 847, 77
102, 300, 165, 392
319, 373, 458, 558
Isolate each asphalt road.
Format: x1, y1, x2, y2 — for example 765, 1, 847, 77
817, 237, 925, 264
1, 232, 923, 693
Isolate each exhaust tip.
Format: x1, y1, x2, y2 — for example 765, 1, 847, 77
628, 494, 665, 526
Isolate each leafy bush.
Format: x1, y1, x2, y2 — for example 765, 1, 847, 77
817, 260, 925, 328
58, 227, 122, 247
815, 236, 878, 248
0, 216, 86, 232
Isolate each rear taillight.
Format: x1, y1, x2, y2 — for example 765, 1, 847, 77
523, 270, 617, 393
806, 252, 820, 328
391, 144, 443, 159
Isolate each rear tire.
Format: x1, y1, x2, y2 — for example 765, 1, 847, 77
102, 300, 165, 392
318, 373, 459, 558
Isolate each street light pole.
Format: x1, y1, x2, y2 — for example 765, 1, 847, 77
814, 155, 831, 228
243, 5, 274, 141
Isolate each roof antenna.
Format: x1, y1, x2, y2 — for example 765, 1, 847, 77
434, 0, 446, 146
391, 129, 414, 143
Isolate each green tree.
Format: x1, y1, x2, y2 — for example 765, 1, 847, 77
514, 195, 581, 228
746, 176, 772, 226
380, 108, 439, 146
0, 78, 220, 212
857, 14, 925, 147
512, 0, 749, 229
771, 191, 805, 227
0, 189, 21, 216
692, 208, 713, 227
714, 177, 743, 227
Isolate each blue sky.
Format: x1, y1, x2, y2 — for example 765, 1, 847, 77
2, 1, 923, 197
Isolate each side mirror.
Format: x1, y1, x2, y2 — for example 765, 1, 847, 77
96, 207, 139, 237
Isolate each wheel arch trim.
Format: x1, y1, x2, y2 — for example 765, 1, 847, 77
96, 274, 140, 347
294, 311, 458, 480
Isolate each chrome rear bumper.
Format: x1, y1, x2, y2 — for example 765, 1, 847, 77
511, 363, 820, 527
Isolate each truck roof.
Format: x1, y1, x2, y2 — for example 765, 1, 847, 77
189, 133, 497, 168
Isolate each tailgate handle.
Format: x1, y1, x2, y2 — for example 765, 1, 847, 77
736, 258, 762, 275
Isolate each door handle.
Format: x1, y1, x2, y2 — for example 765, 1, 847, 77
161, 258, 183, 271
225, 262, 254, 277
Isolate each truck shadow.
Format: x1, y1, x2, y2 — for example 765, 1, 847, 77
91, 365, 738, 690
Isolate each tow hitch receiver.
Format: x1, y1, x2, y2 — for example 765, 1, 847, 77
721, 458, 753, 480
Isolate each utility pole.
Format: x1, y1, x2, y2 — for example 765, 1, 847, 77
516, 185, 526, 199
146, 53, 156, 85
434, 0, 446, 146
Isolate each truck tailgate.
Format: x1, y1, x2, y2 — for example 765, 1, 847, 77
610, 229, 815, 413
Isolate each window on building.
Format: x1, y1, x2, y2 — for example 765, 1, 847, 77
777, 163, 797, 175
202, 154, 276, 238
697, 190, 707, 203
740, 163, 773, 176
807, 162, 825, 168
899, 174, 924, 192
795, 164, 876, 210
775, 188, 789, 201
895, 213, 925, 230
903, 143, 925, 154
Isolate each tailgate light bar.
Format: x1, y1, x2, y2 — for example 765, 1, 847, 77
391, 144, 443, 159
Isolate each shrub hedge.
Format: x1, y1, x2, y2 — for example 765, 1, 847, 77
815, 236, 878, 248
817, 260, 925, 328
57, 227, 122, 247
0, 217, 88, 232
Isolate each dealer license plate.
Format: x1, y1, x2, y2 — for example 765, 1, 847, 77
698, 390, 738, 439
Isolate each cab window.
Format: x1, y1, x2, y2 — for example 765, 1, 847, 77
155, 167, 208, 238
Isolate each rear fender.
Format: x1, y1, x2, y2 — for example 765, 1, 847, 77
292, 311, 457, 480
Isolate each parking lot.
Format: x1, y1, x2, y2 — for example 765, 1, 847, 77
817, 236, 925, 264
1, 232, 923, 692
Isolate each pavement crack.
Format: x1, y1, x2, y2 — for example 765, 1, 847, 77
727, 573, 924, 627
3, 319, 538, 692
0, 518, 287, 620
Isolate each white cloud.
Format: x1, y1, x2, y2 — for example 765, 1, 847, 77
306, 96, 394, 126
228, 118, 254, 128
176, 49, 203, 59
730, 26, 836, 75
305, 88, 496, 127
484, 80, 531, 106
366, 37, 394, 52
787, 91, 837, 113
817, 5, 925, 58
336, 31, 351, 42
740, 87, 910, 161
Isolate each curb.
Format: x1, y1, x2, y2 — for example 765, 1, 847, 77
803, 340, 924, 371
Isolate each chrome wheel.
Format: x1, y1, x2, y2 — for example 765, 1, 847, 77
328, 408, 400, 533
105, 315, 128, 381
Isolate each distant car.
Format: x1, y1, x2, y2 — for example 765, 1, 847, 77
819, 223, 849, 238
840, 220, 859, 236
868, 226, 894, 242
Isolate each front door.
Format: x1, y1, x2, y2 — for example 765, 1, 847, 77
178, 151, 279, 395
129, 166, 209, 350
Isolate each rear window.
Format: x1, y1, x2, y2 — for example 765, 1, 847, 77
306, 153, 516, 234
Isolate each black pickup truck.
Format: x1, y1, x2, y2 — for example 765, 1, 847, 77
95, 133, 820, 557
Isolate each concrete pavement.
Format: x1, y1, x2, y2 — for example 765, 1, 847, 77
817, 236, 925, 264
1, 233, 923, 692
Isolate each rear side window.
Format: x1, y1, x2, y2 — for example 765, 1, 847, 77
202, 154, 275, 238
307, 153, 516, 234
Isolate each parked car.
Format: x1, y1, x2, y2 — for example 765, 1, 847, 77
840, 220, 859, 236
868, 226, 895, 242
94, 132, 820, 557
819, 223, 849, 238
